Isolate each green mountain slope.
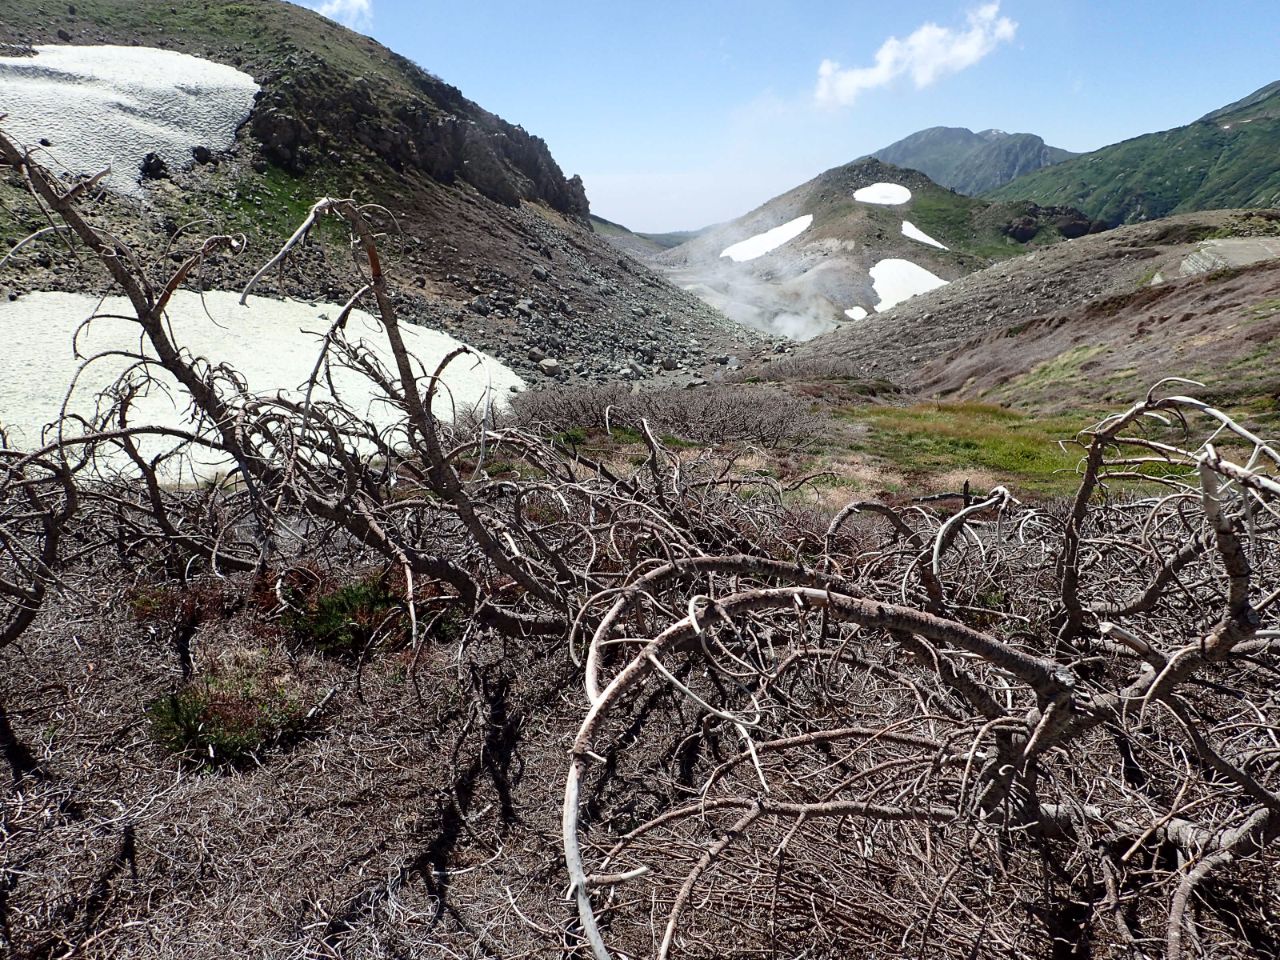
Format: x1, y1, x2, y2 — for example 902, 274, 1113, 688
989, 82, 1280, 225
871, 127, 1075, 196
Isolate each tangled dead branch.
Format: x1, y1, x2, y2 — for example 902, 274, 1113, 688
2, 129, 1278, 958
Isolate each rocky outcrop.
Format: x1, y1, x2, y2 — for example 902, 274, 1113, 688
999, 204, 1105, 242
248, 50, 589, 218
0, 0, 590, 220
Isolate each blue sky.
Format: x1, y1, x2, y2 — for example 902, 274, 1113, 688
298, 1, 1280, 232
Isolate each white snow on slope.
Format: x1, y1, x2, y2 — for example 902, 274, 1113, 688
854, 183, 911, 205
870, 259, 948, 312
901, 220, 948, 249
0, 291, 523, 475
844, 307, 868, 321
720, 214, 814, 262
0, 45, 259, 196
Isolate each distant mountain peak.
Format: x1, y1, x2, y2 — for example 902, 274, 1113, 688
869, 127, 1076, 196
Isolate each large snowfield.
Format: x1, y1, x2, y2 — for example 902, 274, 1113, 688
0, 45, 258, 195
720, 214, 814, 262
870, 259, 949, 312
0, 290, 523, 476
854, 183, 912, 205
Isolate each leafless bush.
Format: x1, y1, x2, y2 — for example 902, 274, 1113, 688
3, 129, 1279, 960
563, 387, 1280, 960
509, 381, 818, 447
741, 353, 901, 389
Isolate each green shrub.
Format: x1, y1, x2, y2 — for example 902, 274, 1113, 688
147, 652, 309, 768
283, 573, 406, 658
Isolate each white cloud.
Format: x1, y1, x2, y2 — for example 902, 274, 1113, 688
299, 0, 373, 30
815, 3, 1016, 107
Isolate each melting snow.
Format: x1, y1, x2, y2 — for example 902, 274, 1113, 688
854, 183, 912, 205
844, 307, 868, 321
0, 290, 523, 475
870, 259, 948, 312
901, 220, 948, 250
0, 45, 259, 196
720, 214, 814, 262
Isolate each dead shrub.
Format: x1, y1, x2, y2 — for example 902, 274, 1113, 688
509, 382, 817, 447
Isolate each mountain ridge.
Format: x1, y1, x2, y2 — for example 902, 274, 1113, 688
989, 79, 1280, 224
870, 126, 1076, 196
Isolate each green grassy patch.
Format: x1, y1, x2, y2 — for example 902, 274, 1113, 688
996, 345, 1111, 400
1249, 297, 1280, 318
842, 401, 1089, 497
207, 162, 346, 240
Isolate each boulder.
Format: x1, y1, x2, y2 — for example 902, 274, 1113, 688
1003, 216, 1038, 243
139, 152, 169, 180
249, 107, 313, 173
1054, 212, 1092, 239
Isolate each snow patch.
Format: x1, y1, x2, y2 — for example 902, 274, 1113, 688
720, 214, 814, 262
854, 183, 911, 205
870, 259, 948, 312
0, 290, 523, 475
901, 220, 948, 250
844, 306, 868, 321
0, 45, 259, 196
